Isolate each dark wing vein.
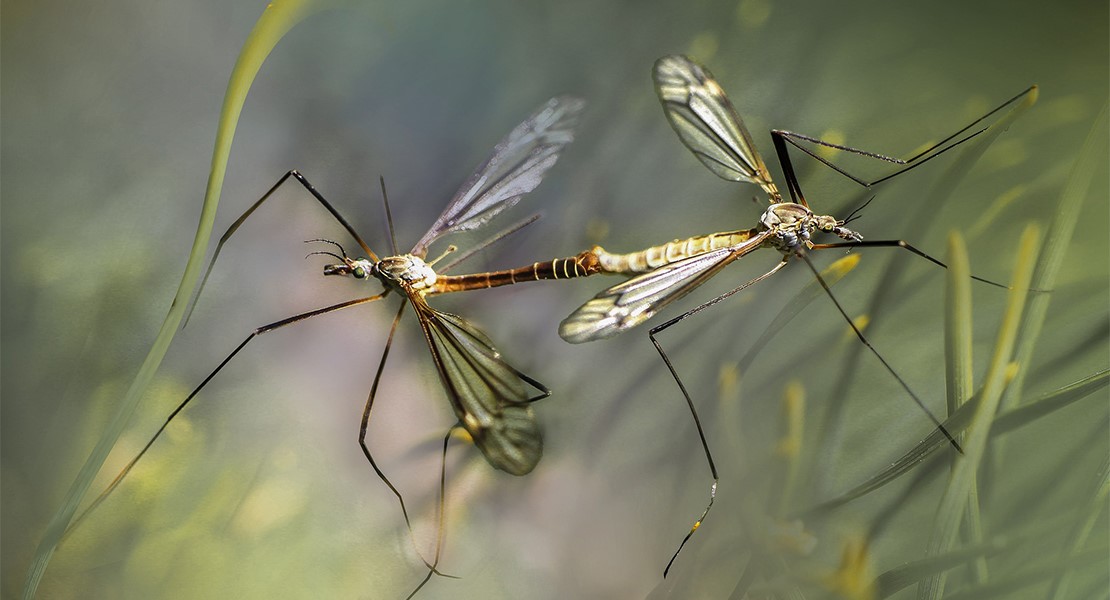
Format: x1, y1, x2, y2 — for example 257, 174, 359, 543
653, 55, 778, 199
410, 295, 546, 475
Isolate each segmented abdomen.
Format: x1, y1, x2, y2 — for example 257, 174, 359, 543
592, 228, 760, 274
429, 250, 602, 294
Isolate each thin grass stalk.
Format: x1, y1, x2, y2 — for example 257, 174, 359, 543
21, 2, 341, 597
916, 224, 1041, 600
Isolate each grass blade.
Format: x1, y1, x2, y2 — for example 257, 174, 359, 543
1045, 456, 1110, 600
802, 368, 1106, 514
943, 231, 990, 582
1003, 102, 1109, 412
21, 2, 337, 597
812, 88, 1039, 486
944, 232, 974, 419
992, 368, 1108, 433
877, 537, 1009, 597
942, 545, 1107, 600
916, 224, 1041, 600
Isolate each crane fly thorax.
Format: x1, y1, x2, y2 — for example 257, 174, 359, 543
760, 203, 861, 253
375, 254, 438, 291
760, 203, 813, 230
761, 203, 817, 252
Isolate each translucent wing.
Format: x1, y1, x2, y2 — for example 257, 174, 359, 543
653, 55, 780, 200
411, 96, 586, 256
559, 231, 771, 343
410, 296, 546, 475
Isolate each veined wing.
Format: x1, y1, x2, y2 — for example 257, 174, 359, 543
412, 96, 586, 256
559, 231, 772, 343
411, 296, 546, 476
653, 55, 779, 200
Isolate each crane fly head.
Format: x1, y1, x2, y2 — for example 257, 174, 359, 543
322, 256, 375, 280
304, 239, 375, 280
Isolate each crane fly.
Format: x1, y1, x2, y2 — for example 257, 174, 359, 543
560, 55, 1035, 576
71, 96, 603, 598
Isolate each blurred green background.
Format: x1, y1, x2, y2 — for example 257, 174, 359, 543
3, 0, 1107, 598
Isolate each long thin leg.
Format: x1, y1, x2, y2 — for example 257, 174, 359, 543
811, 239, 1010, 290
64, 292, 388, 537
186, 170, 378, 324
770, 86, 1037, 200
379, 176, 400, 257
648, 258, 789, 577
515, 369, 553, 404
354, 301, 455, 578
356, 300, 437, 571
405, 426, 460, 600
797, 253, 962, 452
398, 367, 548, 594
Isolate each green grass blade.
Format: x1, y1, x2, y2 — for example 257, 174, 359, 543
943, 231, 990, 582
1004, 102, 1109, 412
916, 224, 1041, 600
874, 507, 1089, 598
987, 102, 1110, 501
802, 368, 1106, 514
877, 537, 1009, 597
992, 368, 1108, 433
882, 544, 1107, 600
944, 232, 974, 418
941, 545, 1107, 600
813, 87, 1039, 483
1046, 456, 1110, 600
21, 2, 334, 597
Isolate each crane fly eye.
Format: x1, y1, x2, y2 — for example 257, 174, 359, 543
352, 266, 367, 279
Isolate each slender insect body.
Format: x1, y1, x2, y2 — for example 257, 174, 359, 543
429, 250, 603, 294
564, 204, 863, 346
592, 229, 760, 274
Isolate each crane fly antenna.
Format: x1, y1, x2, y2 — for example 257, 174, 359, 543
304, 250, 346, 262
842, 196, 877, 226
304, 239, 351, 263
304, 238, 350, 257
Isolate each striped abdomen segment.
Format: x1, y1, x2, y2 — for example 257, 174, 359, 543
430, 250, 602, 294
592, 228, 760, 274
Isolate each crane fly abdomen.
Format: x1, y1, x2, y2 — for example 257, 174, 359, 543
592, 228, 762, 274
429, 250, 603, 294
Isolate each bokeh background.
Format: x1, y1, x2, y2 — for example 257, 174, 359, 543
3, 0, 1107, 598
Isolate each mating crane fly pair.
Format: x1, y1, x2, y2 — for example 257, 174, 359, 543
71, 54, 1034, 596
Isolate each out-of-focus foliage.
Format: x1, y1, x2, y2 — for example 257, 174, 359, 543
3, 0, 1106, 598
